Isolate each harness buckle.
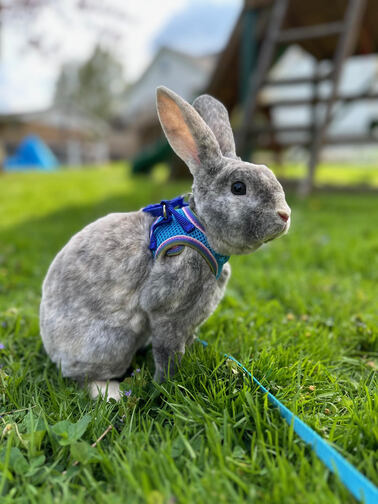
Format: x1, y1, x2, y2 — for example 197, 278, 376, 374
162, 203, 167, 219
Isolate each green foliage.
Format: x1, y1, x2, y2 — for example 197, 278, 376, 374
70, 441, 101, 465
0, 165, 376, 503
54, 45, 126, 120
51, 415, 91, 446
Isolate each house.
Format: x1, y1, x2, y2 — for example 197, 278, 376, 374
114, 47, 216, 162
121, 46, 215, 120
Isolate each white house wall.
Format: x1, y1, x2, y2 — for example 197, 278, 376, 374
263, 46, 378, 137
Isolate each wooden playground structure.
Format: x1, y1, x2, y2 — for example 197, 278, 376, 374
207, 0, 378, 193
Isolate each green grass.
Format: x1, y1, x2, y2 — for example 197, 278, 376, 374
272, 163, 378, 188
0, 165, 377, 504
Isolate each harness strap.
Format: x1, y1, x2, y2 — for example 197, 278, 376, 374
143, 196, 194, 250
155, 233, 221, 277
143, 196, 229, 279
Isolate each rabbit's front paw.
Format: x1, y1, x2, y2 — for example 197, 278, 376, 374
88, 380, 121, 401
152, 345, 184, 383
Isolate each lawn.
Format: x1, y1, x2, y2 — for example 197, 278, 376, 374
272, 163, 378, 188
0, 165, 377, 504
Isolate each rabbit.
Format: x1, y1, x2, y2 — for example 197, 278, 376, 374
40, 86, 291, 401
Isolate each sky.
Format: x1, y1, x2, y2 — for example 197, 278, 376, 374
0, 0, 242, 114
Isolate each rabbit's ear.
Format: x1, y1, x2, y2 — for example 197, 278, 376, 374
192, 94, 237, 159
156, 86, 222, 175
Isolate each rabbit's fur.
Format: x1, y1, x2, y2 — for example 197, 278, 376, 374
40, 87, 291, 400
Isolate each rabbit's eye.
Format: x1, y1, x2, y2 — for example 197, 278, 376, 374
231, 181, 246, 195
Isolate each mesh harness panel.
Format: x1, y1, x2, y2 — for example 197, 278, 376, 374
143, 197, 229, 279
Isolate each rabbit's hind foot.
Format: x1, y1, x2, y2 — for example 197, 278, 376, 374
88, 380, 121, 401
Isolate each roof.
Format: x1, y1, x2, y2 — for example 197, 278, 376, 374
278, 0, 378, 59
120, 47, 217, 120
131, 47, 216, 86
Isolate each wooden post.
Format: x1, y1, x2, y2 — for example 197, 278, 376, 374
309, 61, 321, 167
238, 8, 259, 159
239, 8, 258, 105
299, 0, 367, 196
238, 0, 289, 157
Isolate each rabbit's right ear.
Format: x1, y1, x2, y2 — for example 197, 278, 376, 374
156, 86, 222, 176
192, 95, 238, 159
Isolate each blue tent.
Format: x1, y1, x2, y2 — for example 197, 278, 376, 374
4, 135, 59, 171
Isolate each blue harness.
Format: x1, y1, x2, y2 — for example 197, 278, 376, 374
143, 196, 229, 279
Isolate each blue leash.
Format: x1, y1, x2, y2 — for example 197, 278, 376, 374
197, 338, 378, 504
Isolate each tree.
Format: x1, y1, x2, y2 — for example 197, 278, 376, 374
0, 1, 130, 59
54, 45, 126, 121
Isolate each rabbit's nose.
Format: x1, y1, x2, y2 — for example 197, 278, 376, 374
277, 210, 290, 222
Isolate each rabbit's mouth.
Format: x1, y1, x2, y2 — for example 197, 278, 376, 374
211, 218, 289, 254
263, 223, 289, 243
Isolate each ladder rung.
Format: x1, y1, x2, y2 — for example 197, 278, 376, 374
324, 134, 378, 145
263, 73, 333, 87
260, 92, 378, 108
255, 134, 378, 147
277, 22, 345, 43
249, 124, 312, 134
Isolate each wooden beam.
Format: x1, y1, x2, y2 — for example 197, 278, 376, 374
300, 0, 368, 195
277, 22, 344, 43
249, 134, 378, 148
238, 0, 289, 155
263, 72, 332, 86
324, 134, 378, 145
249, 124, 312, 134
260, 92, 378, 108
239, 9, 259, 104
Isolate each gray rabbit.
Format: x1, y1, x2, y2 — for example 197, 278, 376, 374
40, 86, 291, 400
